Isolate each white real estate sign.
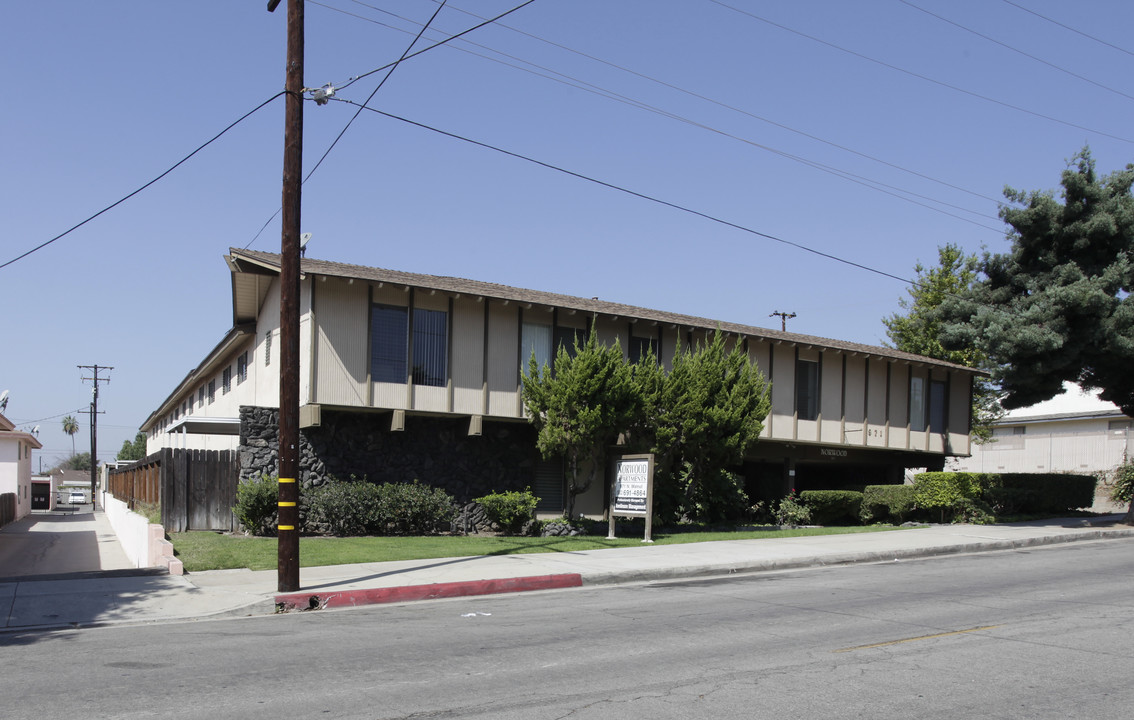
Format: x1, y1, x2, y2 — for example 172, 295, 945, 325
608, 453, 655, 543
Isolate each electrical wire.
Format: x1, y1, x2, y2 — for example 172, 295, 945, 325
332, 97, 917, 285
311, 1, 1000, 229
0, 92, 285, 271
246, 0, 534, 250
1000, 0, 1134, 59
303, 0, 451, 193
708, 0, 1134, 146
899, 0, 1134, 103
336, 0, 1003, 206
330, 0, 537, 93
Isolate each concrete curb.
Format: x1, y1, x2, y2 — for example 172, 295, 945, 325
269, 526, 1134, 613
274, 573, 584, 612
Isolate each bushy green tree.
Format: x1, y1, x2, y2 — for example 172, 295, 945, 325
941, 149, 1134, 416
521, 329, 635, 518
884, 244, 1002, 443
116, 432, 148, 461
648, 329, 770, 522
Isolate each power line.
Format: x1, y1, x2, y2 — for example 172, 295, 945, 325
708, 0, 1134, 146
330, 0, 537, 93
899, 0, 1134, 103
302, 0, 451, 194
433, 0, 1005, 205
1000, 0, 1134, 59
308, 1, 1000, 230
330, 0, 1004, 208
245, 0, 535, 250
0, 93, 285, 271
334, 98, 917, 285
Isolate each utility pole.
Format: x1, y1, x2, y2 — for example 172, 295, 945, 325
769, 311, 797, 332
269, 0, 303, 593
79, 364, 112, 510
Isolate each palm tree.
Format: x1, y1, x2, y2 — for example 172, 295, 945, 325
62, 415, 79, 456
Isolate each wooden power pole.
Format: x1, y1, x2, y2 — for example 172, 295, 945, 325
270, 0, 303, 593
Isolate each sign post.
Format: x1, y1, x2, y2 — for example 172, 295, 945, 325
608, 453, 655, 543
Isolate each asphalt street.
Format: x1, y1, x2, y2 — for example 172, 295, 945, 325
2, 537, 1131, 719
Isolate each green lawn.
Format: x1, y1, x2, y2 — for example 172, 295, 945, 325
171, 525, 911, 573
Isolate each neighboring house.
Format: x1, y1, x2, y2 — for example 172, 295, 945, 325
140, 249, 981, 516
0, 411, 42, 523
949, 382, 1131, 476
52, 469, 93, 503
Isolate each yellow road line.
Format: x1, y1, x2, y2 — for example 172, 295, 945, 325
833, 625, 999, 653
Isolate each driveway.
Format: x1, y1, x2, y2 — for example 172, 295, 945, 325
0, 505, 133, 579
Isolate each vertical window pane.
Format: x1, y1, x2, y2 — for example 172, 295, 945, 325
910, 376, 926, 432
795, 359, 818, 421
371, 305, 408, 383
630, 337, 657, 364
929, 380, 947, 433
522, 322, 552, 374
412, 308, 447, 387
554, 326, 586, 359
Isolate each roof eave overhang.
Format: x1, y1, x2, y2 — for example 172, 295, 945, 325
140, 323, 256, 431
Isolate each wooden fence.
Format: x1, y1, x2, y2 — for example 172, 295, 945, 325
108, 449, 239, 532
0, 493, 15, 528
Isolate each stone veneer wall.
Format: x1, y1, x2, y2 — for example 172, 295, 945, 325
238, 406, 537, 503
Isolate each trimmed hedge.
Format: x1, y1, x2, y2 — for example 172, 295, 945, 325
910, 471, 1097, 522
306, 478, 455, 537
860, 484, 916, 524
799, 490, 863, 525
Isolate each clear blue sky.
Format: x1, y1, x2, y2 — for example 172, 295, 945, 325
3, 0, 1133, 470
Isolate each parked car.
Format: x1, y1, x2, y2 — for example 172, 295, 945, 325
68, 491, 86, 504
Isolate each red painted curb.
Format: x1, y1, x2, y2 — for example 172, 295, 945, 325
274, 573, 583, 611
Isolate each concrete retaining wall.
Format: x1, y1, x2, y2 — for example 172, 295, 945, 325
101, 491, 182, 575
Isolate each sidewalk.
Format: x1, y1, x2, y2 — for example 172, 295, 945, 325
3, 514, 1132, 632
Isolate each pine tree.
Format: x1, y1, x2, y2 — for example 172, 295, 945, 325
521, 329, 635, 518
941, 149, 1134, 417
884, 244, 1002, 443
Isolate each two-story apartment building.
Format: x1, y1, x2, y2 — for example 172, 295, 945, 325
1, 411, 42, 524
140, 249, 980, 516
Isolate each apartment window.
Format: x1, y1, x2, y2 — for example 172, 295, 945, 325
237, 352, 248, 384
207, 379, 216, 404
521, 322, 553, 375
1109, 420, 1132, 431
795, 359, 819, 421
413, 308, 448, 386
554, 326, 587, 359
265, 330, 272, 367
370, 305, 449, 387
629, 336, 658, 364
222, 367, 232, 394
198, 387, 205, 408
371, 305, 409, 383
910, 376, 926, 432
929, 379, 947, 433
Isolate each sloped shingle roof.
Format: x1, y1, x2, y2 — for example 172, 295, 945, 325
229, 248, 976, 373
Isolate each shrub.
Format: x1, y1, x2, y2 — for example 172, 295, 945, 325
994, 473, 1096, 514
954, 497, 995, 524
233, 473, 279, 536
307, 478, 383, 536
860, 485, 915, 524
799, 490, 863, 525
912, 472, 983, 522
983, 486, 1037, 516
376, 481, 456, 535
1111, 464, 1134, 506
774, 491, 811, 527
475, 489, 540, 535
